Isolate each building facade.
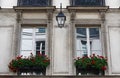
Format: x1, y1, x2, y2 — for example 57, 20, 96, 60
0, 0, 120, 75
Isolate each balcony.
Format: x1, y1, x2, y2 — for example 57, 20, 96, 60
17, 0, 52, 6
70, 0, 105, 6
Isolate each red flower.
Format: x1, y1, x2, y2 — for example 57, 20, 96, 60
31, 59, 35, 62
101, 66, 107, 70
16, 55, 23, 60
43, 60, 49, 63
99, 56, 104, 59
37, 52, 42, 56
91, 60, 95, 64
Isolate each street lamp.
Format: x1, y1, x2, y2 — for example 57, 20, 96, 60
56, 3, 66, 28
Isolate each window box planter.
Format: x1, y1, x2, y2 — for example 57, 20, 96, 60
76, 67, 105, 75
17, 66, 46, 75
9, 53, 50, 75
74, 54, 107, 75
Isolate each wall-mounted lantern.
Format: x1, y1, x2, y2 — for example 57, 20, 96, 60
56, 3, 66, 28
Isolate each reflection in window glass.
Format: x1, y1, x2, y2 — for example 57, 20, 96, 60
20, 27, 46, 57
76, 28, 87, 57
36, 28, 46, 33
89, 28, 101, 55
76, 27, 102, 57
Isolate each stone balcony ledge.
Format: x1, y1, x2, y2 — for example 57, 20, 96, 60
0, 75, 120, 78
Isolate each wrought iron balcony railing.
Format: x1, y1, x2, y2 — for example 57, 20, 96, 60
70, 0, 105, 6
17, 0, 52, 6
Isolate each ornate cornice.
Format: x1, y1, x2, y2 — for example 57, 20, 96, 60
13, 6, 55, 12
67, 6, 109, 12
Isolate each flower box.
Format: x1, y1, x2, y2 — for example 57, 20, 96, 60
17, 66, 46, 75
74, 54, 107, 75
8, 53, 50, 75
76, 67, 105, 75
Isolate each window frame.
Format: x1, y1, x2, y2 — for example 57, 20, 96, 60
75, 26, 102, 57
20, 26, 48, 57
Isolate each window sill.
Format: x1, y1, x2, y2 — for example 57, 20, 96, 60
67, 6, 109, 12
13, 6, 55, 12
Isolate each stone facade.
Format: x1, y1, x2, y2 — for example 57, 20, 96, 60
0, 0, 120, 76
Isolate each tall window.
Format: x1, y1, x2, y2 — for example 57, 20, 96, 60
20, 27, 47, 57
18, 0, 52, 6
76, 27, 102, 57
70, 0, 105, 6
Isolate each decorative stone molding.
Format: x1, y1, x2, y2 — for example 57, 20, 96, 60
99, 9, 108, 22
75, 19, 101, 25
70, 10, 76, 22
47, 9, 54, 23
67, 6, 109, 12
13, 6, 55, 12
14, 6, 55, 24
67, 6, 109, 22
16, 11, 22, 23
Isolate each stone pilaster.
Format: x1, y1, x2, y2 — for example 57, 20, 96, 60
47, 9, 54, 75
15, 11, 22, 56
69, 10, 76, 75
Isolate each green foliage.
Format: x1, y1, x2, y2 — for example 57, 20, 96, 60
8, 53, 50, 72
74, 54, 107, 70
33, 54, 50, 68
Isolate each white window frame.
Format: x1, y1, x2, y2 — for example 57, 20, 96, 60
75, 27, 102, 57
20, 27, 48, 57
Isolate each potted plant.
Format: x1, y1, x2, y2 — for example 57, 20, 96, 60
74, 54, 107, 75
8, 53, 50, 75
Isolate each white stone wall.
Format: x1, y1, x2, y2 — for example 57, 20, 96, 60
0, 27, 13, 74
108, 27, 120, 74
106, 11, 120, 75
0, 11, 16, 74
51, 12, 72, 75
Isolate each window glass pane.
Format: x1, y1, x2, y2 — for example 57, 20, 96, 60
89, 28, 102, 55
76, 28, 87, 57
36, 28, 46, 33
21, 39, 33, 51
21, 28, 33, 57
73, 0, 104, 6
76, 27, 102, 57
89, 28, 99, 39
22, 29, 33, 39
35, 28, 46, 55
20, 27, 46, 57
36, 41, 45, 55
18, 0, 51, 6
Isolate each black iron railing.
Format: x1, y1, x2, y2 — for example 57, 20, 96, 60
17, 0, 52, 6
70, 0, 105, 6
